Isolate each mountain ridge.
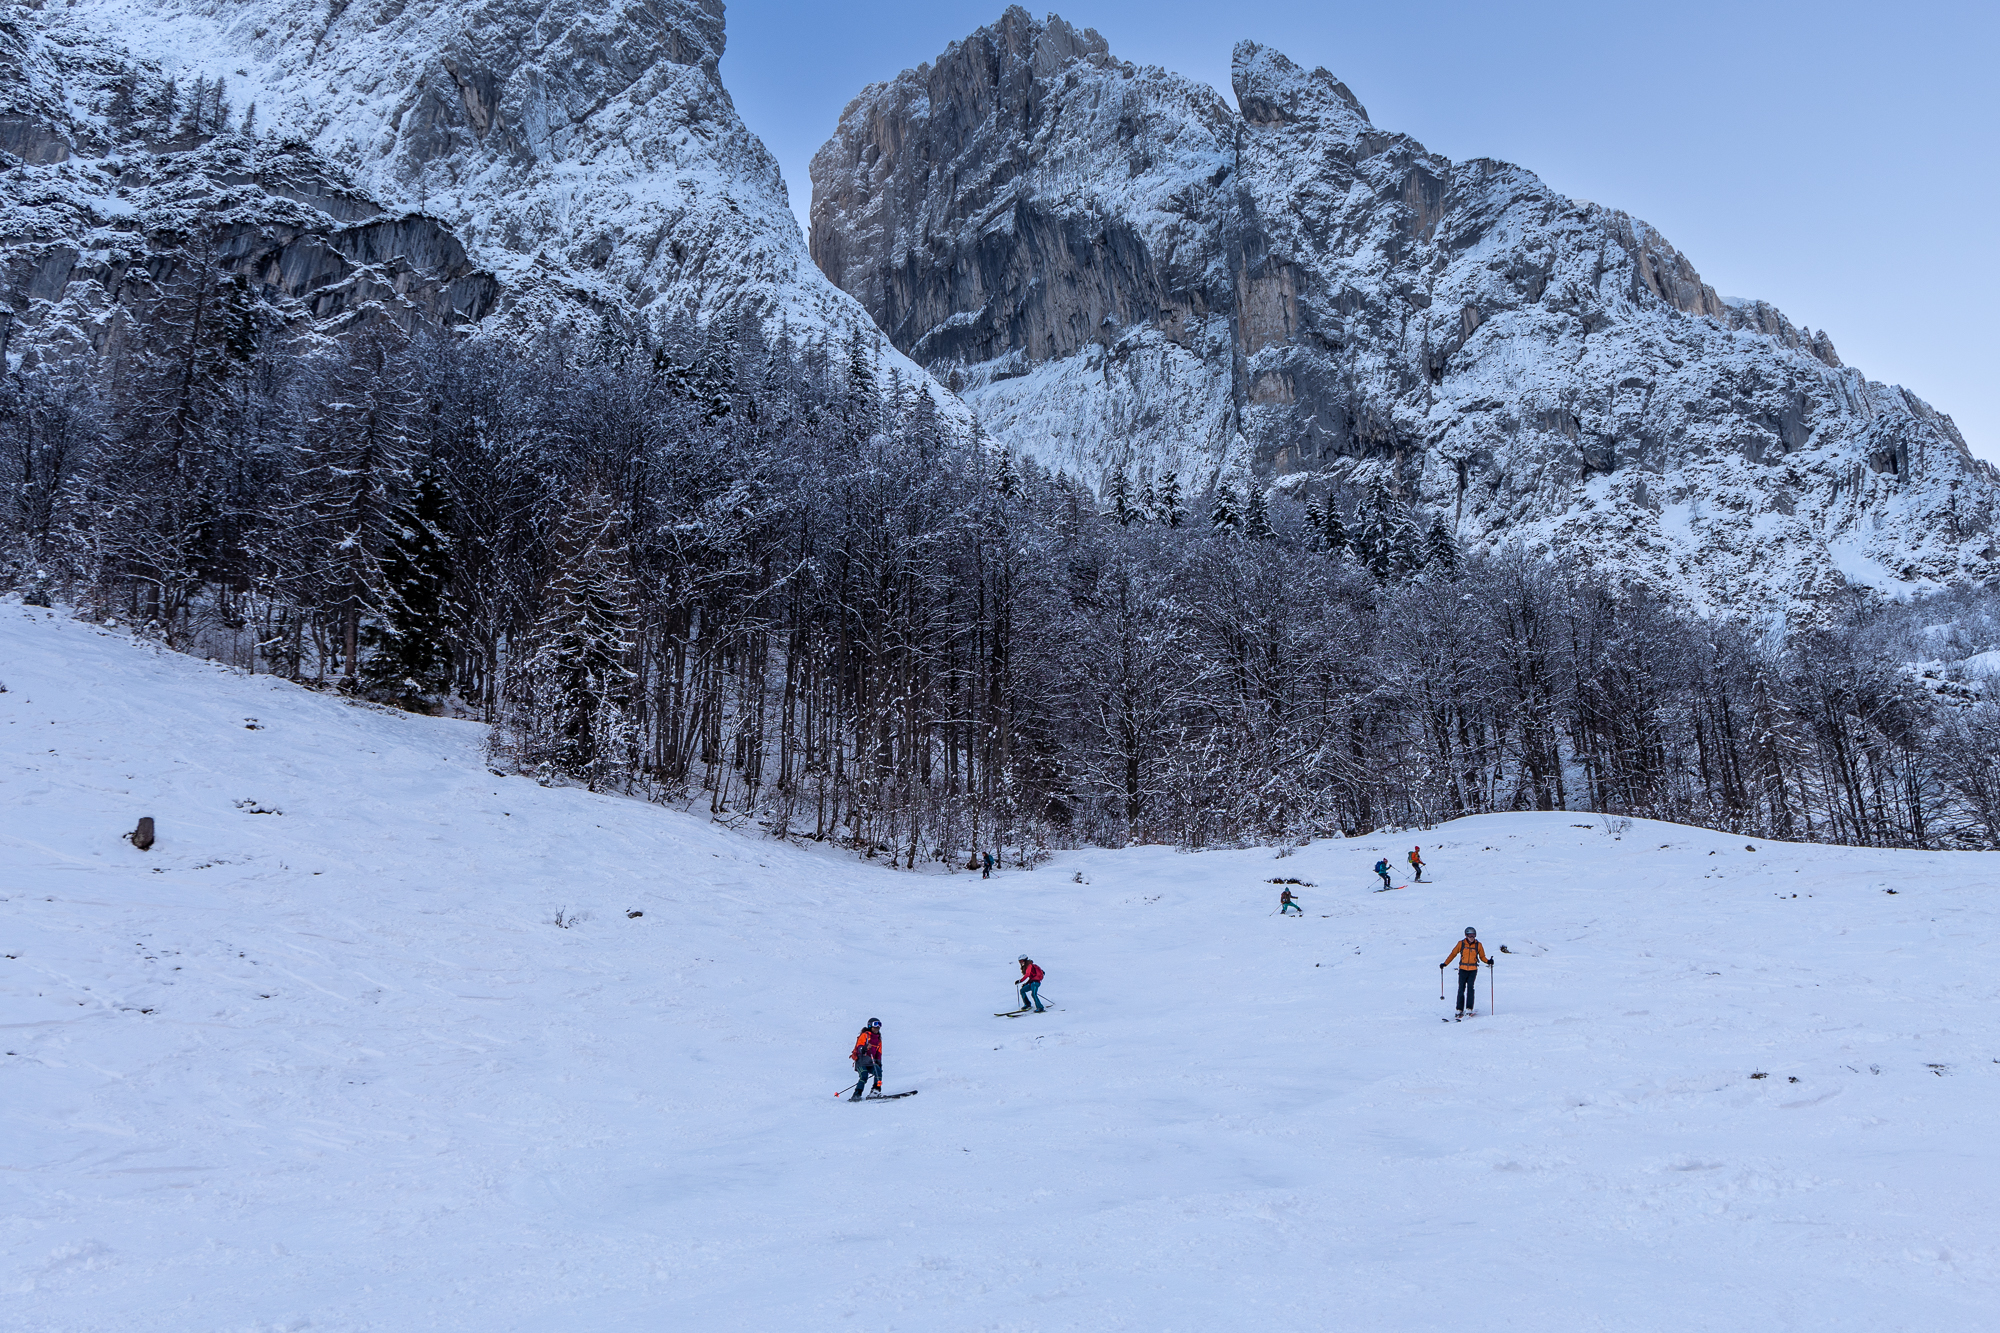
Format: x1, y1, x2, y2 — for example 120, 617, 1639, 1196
1, 0, 955, 397
810, 8, 1997, 615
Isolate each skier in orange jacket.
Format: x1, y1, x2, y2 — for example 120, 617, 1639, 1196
848, 1018, 883, 1100
1408, 846, 1426, 883
1441, 927, 1490, 1017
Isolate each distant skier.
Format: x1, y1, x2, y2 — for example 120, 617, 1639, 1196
1408, 846, 1426, 883
1016, 956, 1046, 1012
1279, 887, 1303, 915
983, 851, 995, 880
849, 1018, 884, 1100
1441, 927, 1491, 1018
1374, 858, 1394, 890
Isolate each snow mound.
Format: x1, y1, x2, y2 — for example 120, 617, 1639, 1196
2, 603, 1993, 1328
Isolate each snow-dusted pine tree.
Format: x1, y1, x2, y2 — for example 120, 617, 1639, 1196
506, 484, 638, 789
1244, 486, 1276, 541
1210, 484, 1240, 532
1157, 472, 1186, 528
361, 465, 456, 708
1106, 467, 1135, 525
1423, 515, 1462, 579
1389, 504, 1427, 575
1356, 480, 1398, 578
1321, 500, 1348, 555
994, 449, 1022, 498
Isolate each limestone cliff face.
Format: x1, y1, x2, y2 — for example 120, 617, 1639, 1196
812, 8, 1999, 614
0, 7, 499, 363
2, 0, 947, 395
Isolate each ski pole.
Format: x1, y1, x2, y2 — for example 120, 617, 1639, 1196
832, 1080, 858, 1100
1439, 965, 1445, 1001
1489, 961, 1496, 1016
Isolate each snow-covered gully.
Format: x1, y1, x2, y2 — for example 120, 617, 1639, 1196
3, 605, 1992, 1330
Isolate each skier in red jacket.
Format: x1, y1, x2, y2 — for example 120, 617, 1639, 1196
848, 1018, 883, 1101
1016, 956, 1046, 1013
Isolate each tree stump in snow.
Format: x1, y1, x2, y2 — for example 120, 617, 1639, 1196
129, 817, 155, 851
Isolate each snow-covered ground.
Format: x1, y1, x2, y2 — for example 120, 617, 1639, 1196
3, 603, 1994, 1331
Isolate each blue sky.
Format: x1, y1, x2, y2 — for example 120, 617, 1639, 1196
726, 1, 1998, 460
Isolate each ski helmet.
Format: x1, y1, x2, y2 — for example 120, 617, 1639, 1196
866, 1018, 881, 1029
1018, 955, 1030, 962
1464, 927, 1477, 938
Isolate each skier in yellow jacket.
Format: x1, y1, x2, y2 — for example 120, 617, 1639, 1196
1441, 927, 1490, 1018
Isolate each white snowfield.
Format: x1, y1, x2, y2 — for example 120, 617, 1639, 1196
2, 604, 1994, 1331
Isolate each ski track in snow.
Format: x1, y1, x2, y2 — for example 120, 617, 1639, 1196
1, 603, 1994, 1330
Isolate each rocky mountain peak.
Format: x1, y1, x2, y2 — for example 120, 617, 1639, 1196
0, 0, 959, 423
812, 9, 1998, 617
1231, 40, 1369, 131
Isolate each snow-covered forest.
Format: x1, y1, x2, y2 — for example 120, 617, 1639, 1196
5, 287, 2000, 856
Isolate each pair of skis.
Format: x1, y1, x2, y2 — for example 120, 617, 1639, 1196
837, 1083, 919, 1100
994, 1007, 1055, 1018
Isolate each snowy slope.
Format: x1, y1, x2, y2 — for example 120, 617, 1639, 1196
3, 602, 1996, 1330
812, 10, 2000, 616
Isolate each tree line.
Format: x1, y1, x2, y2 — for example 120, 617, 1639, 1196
5, 271, 2000, 859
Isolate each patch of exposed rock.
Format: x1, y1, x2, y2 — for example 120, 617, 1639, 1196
0, 8, 492, 364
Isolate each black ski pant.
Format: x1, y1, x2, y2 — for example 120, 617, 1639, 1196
1455, 968, 1480, 1011
851, 1058, 881, 1099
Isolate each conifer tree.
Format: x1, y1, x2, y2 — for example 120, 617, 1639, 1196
906, 380, 942, 460
152, 78, 178, 141
1356, 479, 1398, 578
1157, 472, 1185, 528
1210, 484, 1240, 532
1106, 467, 1135, 525
295, 327, 419, 683
511, 485, 637, 788
1424, 515, 1463, 578
1321, 500, 1348, 555
1389, 503, 1427, 575
177, 77, 209, 139
1244, 485, 1276, 541
994, 449, 1021, 498
843, 329, 878, 445
362, 466, 456, 707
